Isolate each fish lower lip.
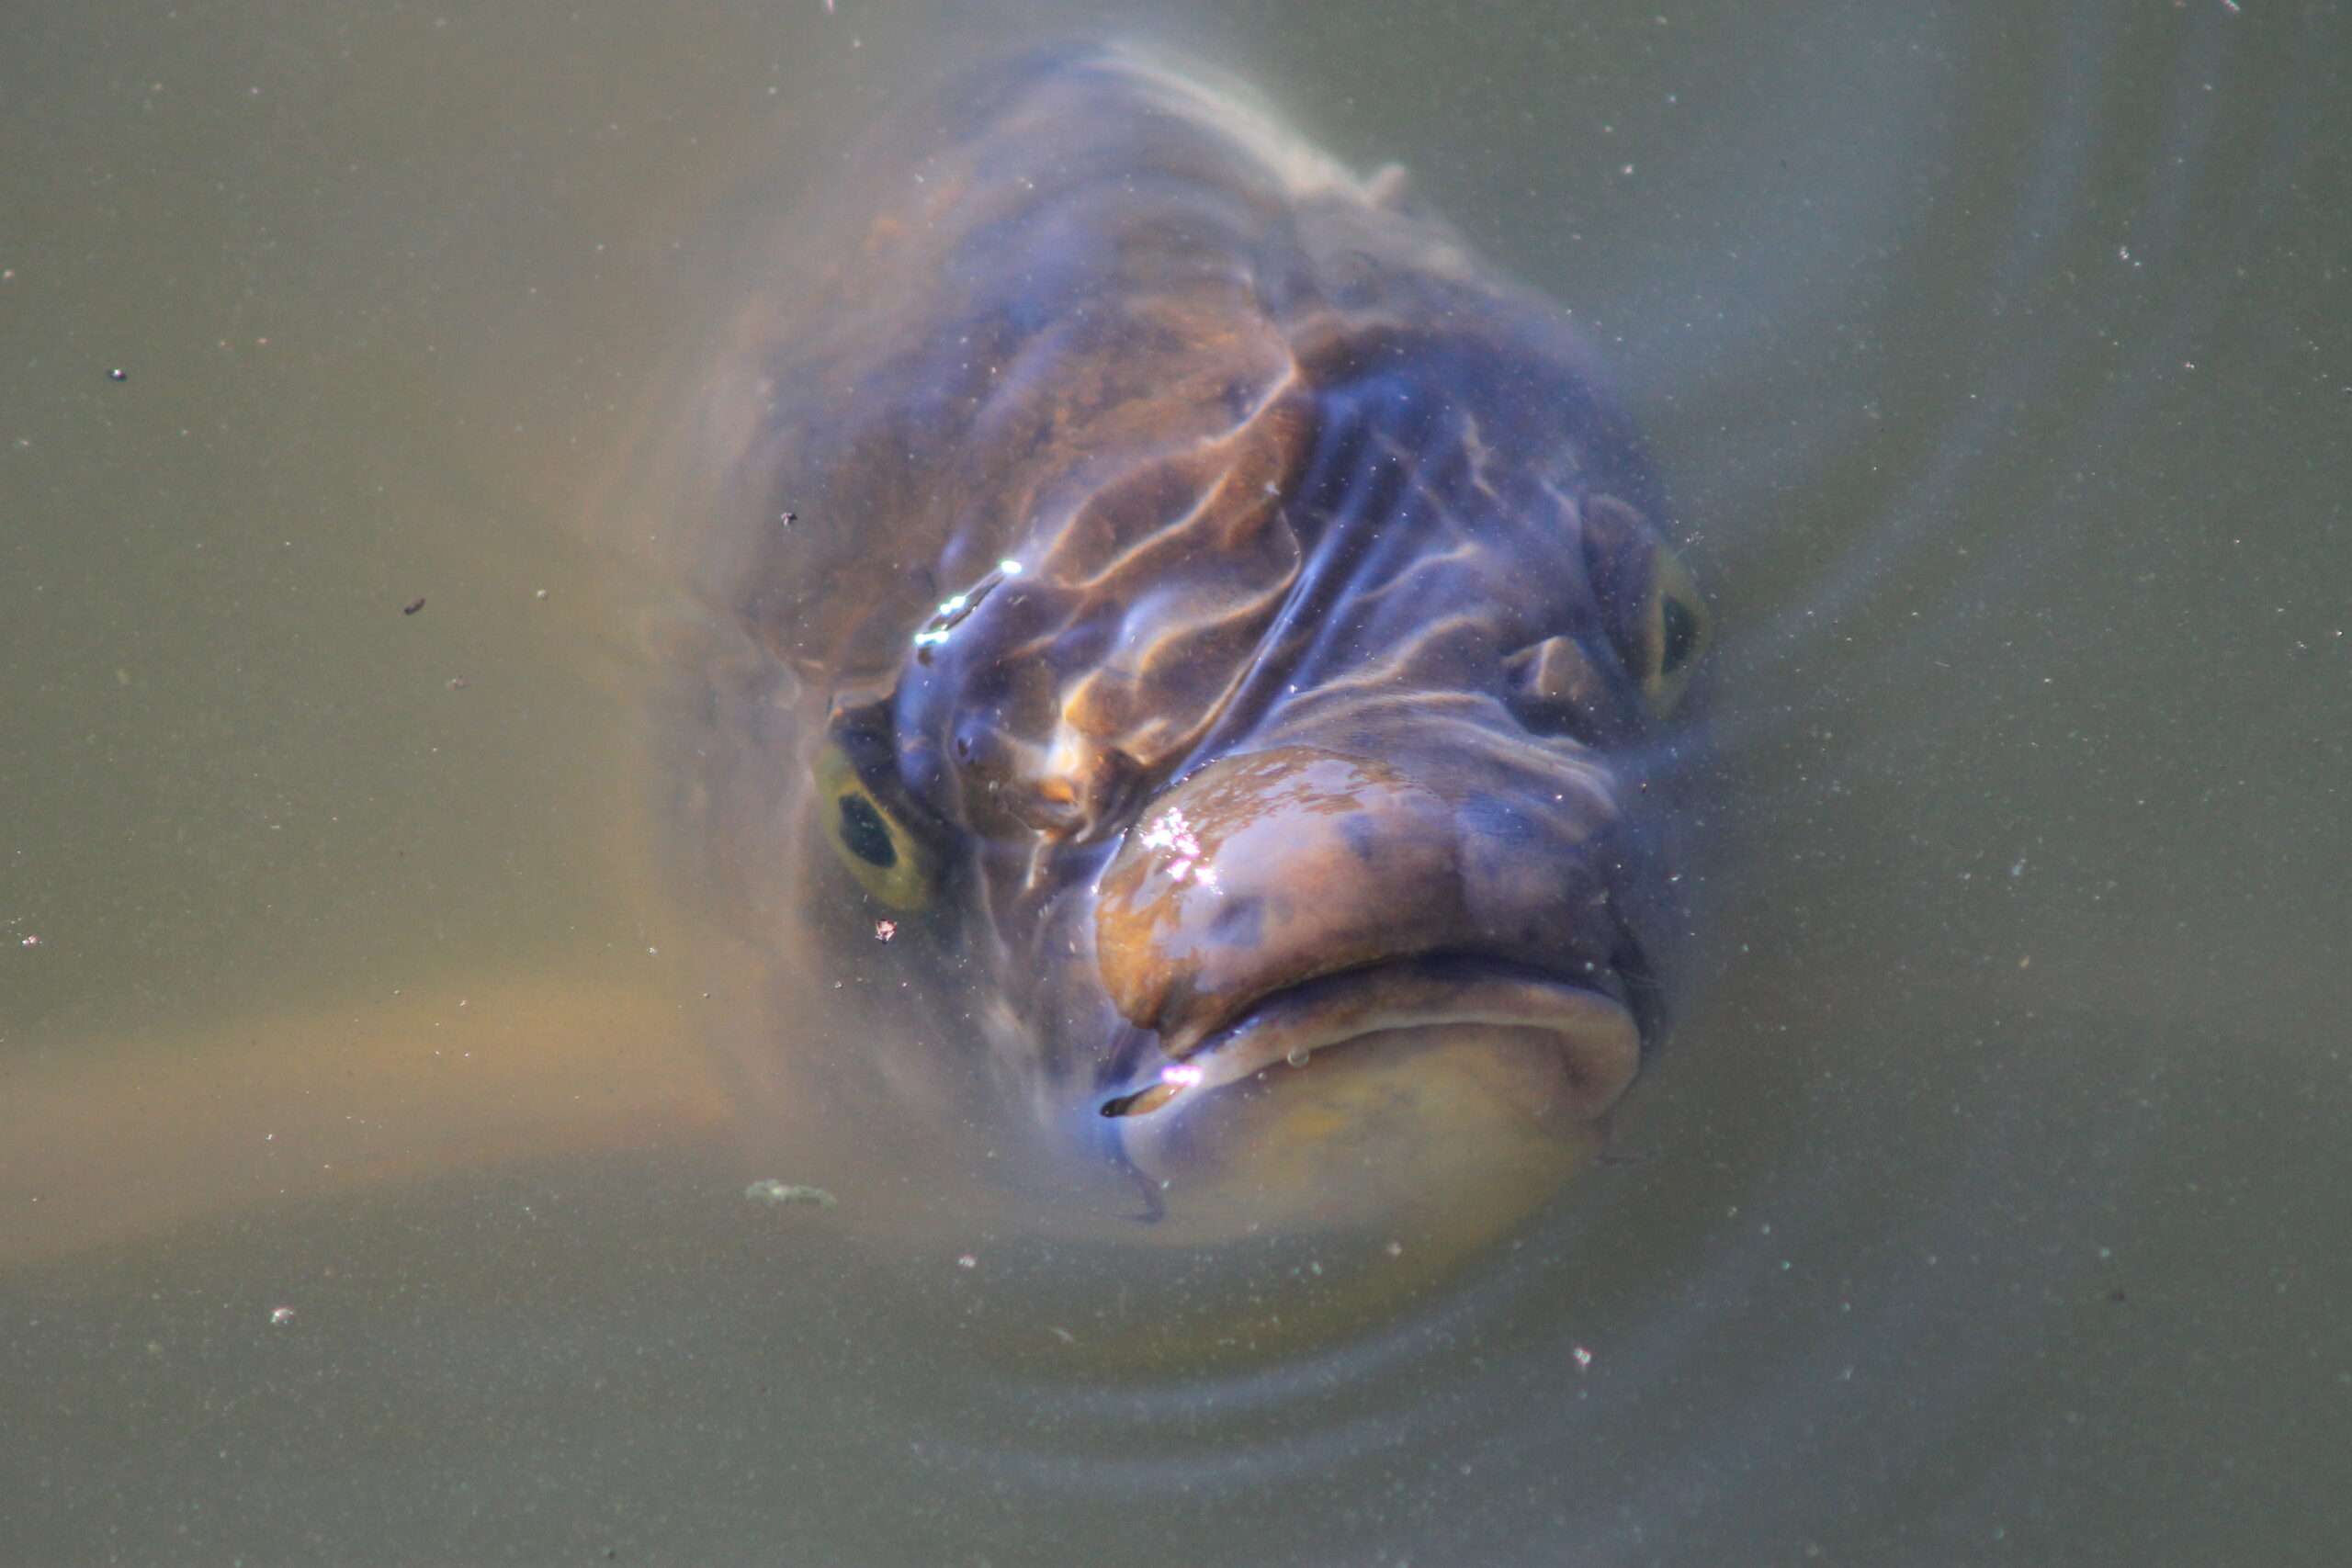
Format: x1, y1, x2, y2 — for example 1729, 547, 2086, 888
1103, 960, 1640, 1121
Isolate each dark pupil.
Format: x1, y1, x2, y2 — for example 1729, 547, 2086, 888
1658, 593, 1702, 676
836, 794, 898, 868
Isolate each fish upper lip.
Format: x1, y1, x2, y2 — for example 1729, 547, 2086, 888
1102, 957, 1641, 1119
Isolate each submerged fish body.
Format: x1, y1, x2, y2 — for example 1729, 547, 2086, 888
680, 44, 1710, 1253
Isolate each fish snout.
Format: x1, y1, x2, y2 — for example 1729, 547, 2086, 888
1092, 745, 1642, 1236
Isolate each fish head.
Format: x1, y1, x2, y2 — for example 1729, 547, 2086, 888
798, 326, 1709, 1247
684, 44, 1712, 1265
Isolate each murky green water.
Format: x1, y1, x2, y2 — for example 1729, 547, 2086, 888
4, 2, 2345, 1562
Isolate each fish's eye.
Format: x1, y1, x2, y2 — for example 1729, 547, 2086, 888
1634, 541, 1712, 717
1579, 495, 1711, 720
813, 741, 940, 910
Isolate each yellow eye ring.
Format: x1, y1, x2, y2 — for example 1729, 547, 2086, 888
813, 742, 940, 910
1636, 543, 1711, 717
1578, 494, 1712, 720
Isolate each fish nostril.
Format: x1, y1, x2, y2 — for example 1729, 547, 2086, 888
1504, 634, 1628, 740
951, 719, 1021, 785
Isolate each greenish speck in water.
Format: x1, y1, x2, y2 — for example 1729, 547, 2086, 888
744, 1180, 838, 1207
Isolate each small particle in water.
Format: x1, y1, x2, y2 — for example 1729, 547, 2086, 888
1285, 1045, 1311, 1068
956, 1254, 978, 1269
874, 919, 897, 942
779, 511, 797, 525
1572, 1345, 1594, 1372
534, 589, 548, 600
1384, 1239, 1403, 1257
19, 935, 38, 948
1046, 1325, 1076, 1345
744, 1179, 837, 1207
403, 598, 426, 615
269, 1305, 296, 1325
447, 676, 468, 690
108, 367, 128, 382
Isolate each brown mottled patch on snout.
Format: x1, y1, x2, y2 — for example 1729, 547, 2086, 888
1095, 747, 1463, 1050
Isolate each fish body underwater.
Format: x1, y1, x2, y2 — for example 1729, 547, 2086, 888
669, 41, 1712, 1271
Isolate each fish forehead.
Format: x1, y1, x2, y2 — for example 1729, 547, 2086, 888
734, 44, 1629, 660
738, 45, 1661, 830
733, 46, 1311, 676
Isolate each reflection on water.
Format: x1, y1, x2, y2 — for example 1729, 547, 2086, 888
3, 2, 2346, 1563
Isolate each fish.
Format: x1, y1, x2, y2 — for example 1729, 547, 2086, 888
663, 40, 1711, 1260
0, 44, 1708, 1299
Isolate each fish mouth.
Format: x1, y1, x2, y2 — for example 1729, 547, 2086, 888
1100, 959, 1642, 1238
1103, 959, 1640, 1120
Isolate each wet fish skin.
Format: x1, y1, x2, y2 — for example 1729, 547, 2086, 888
704, 43, 1706, 1237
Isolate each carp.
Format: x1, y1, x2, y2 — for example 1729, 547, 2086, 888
665, 41, 1710, 1256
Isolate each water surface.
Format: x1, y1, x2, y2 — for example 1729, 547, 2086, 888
3, 2, 2346, 1562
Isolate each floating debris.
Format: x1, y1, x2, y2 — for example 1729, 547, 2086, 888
873, 919, 897, 942
403, 598, 426, 615
447, 676, 468, 690
268, 1305, 297, 1325
107, 367, 128, 382
744, 1179, 837, 1208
